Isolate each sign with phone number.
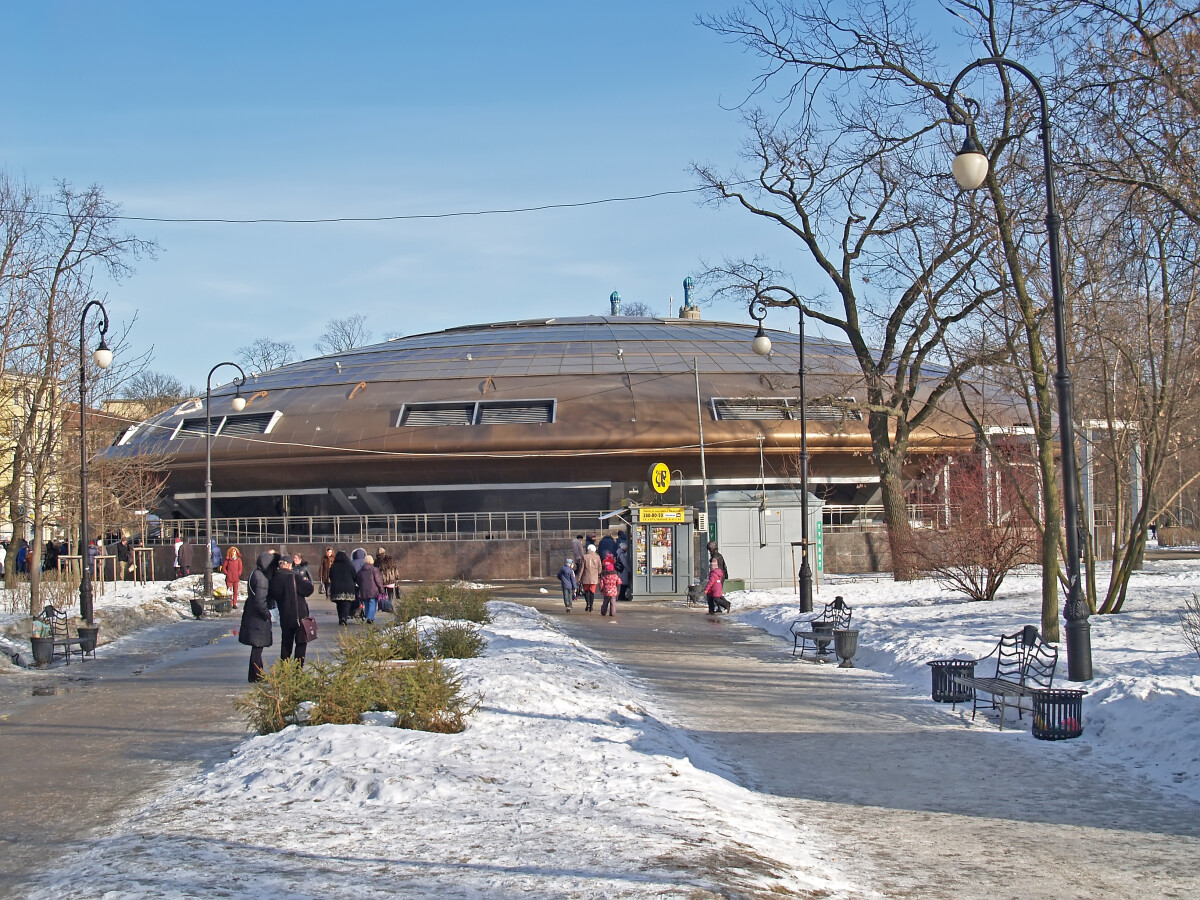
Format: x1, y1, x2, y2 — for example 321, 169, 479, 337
638, 507, 686, 523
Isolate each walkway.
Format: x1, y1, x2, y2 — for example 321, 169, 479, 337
0, 599, 339, 896
512, 589, 1200, 900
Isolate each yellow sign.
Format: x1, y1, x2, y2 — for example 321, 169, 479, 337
648, 462, 671, 495
639, 506, 686, 522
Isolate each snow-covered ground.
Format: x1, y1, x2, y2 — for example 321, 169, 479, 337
733, 558, 1200, 804
0, 575, 217, 669
25, 602, 861, 899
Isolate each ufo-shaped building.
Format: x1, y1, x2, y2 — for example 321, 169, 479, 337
104, 314, 996, 532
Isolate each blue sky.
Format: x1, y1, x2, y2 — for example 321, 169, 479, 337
2, 1, 968, 388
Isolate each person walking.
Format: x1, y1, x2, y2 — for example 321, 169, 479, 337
579, 543, 601, 612
571, 534, 585, 574
115, 537, 133, 581
556, 557, 577, 612
318, 547, 335, 597
209, 537, 223, 571
707, 540, 729, 581
599, 557, 621, 619
239, 551, 277, 682
174, 535, 192, 578
222, 547, 244, 608
704, 558, 729, 614
355, 553, 385, 624
615, 540, 632, 603
328, 549, 357, 626
271, 556, 315, 666
87, 538, 101, 576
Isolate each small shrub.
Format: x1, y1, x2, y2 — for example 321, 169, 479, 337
333, 622, 423, 667
234, 658, 316, 734
384, 659, 477, 733
426, 621, 487, 659
394, 581, 492, 623
1182, 593, 1200, 660
306, 659, 380, 726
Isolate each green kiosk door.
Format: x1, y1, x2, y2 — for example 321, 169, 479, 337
632, 506, 693, 598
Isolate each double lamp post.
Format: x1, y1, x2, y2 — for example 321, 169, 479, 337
203, 362, 247, 597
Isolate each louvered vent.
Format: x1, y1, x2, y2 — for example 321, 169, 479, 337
477, 400, 554, 425
712, 398, 792, 420
220, 412, 278, 437
175, 416, 218, 438
399, 403, 474, 426
712, 397, 862, 422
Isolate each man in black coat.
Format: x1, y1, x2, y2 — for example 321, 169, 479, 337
239, 551, 277, 682
271, 556, 315, 666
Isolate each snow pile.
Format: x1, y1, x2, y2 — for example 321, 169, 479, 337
731, 560, 1200, 803
0, 579, 204, 668
23, 602, 862, 899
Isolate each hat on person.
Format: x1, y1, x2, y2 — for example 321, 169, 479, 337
378, 547, 386, 556
587, 544, 596, 552
603, 559, 615, 571
707, 540, 719, 552
566, 557, 574, 565
618, 541, 627, 549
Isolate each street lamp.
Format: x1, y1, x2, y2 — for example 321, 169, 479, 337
946, 57, 1092, 682
203, 362, 247, 596
749, 299, 814, 613
79, 300, 113, 625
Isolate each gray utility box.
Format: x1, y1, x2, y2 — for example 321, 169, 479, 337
708, 490, 823, 590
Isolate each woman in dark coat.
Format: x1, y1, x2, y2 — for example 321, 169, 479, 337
239, 551, 277, 682
328, 549, 358, 626
355, 554, 385, 624
271, 557, 315, 666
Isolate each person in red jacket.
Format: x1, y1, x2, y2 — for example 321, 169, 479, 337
222, 547, 244, 608
598, 557, 621, 619
704, 558, 729, 614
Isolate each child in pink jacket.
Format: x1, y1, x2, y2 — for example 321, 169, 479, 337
599, 558, 621, 618
704, 559, 730, 614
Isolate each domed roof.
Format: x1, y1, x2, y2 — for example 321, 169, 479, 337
105, 316, 986, 498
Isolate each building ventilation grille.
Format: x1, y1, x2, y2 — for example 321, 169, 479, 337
220, 412, 278, 437
477, 401, 554, 425
397, 400, 556, 426
175, 416, 219, 438
712, 397, 861, 422
400, 403, 475, 426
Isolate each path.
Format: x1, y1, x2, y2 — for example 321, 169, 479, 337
512, 589, 1200, 900
0, 598, 340, 896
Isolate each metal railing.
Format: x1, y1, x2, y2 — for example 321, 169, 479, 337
153, 510, 615, 546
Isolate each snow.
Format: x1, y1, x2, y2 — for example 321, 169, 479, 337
10, 560, 1200, 896
24, 602, 859, 898
732, 559, 1200, 803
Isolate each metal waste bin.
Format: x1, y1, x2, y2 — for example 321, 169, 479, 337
1032, 689, 1086, 740
926, 659, 975, 703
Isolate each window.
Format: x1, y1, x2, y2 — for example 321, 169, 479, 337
171, 410, 281, 439
396, 399, 556, 426
711, 397, 862, 422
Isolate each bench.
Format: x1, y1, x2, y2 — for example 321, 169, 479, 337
790, 597, 851, 658
950, 625, 1057, 730
39, 605, 96, 664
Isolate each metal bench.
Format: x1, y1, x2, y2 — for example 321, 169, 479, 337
950, 625, 1058, 730
39, 605, 95, 664
790, 597, 851, 658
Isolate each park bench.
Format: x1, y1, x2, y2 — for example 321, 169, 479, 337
790, 597, 852, 658
39, 605, 96, 664
949, 625, 1058, 730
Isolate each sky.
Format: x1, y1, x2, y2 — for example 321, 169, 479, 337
1, 1, 971, 389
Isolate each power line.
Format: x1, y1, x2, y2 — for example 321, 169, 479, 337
2, 181, 753, 226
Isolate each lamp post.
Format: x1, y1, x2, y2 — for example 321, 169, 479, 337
203, 362, 247, 596
750, 300, 814, 613
79, 300, 113, 625
946, 57, 1092, 682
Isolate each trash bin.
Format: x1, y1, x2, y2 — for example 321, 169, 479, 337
31, 636, 54, 667
926, 659, 975, 703
1032, 689, 1086, 740
77, 625, 100, 652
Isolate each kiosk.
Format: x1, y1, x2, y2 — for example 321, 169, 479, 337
631, 505, 695, 598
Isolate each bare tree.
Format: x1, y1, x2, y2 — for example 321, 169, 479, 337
237, 337, 297, 373
119, 370, 198, 419
314, 314, 372, 354
620, 301, 655, 317
698, 1, 1008, 579
0, 179, 154, 611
